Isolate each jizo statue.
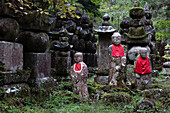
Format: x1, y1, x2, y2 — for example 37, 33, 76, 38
108, 32, 126, 86
134, 47, 152, 89
70, 52, 89, 101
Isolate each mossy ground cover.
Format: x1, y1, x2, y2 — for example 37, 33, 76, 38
0, 75, 169, 113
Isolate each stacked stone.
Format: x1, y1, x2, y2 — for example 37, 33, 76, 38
14, 1, 55, 87
122, 2, 153, 88
50, 7, 97, 77
0, 1, 30, 97
124, 2, 151, 64
50, 27, 71, 77
162, 42, 170, 76
120, 15, 129, 44
144, 2, 157, 71
94, 14, 116, 84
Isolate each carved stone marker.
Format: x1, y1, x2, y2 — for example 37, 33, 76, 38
135, 48, 152, 89
95, 14, 116, 75
70, 52, 89, 101
108, 32, 126, 86
0, 41, 23, 72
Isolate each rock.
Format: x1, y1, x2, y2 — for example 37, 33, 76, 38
0, 41, 23, 72
141, 89, 163, 99
18, 13, 56, 32
0, 70, 30, 84
103, 92, 132, 104
0, 83, 30, 98
94, 76, 108, 85
137, 100, 155, 111
36, 77, 55, 88
0, 18, 19, 42
24, 53, 51, 85
16, 31, 49, 53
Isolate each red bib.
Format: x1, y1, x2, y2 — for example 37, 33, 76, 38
74, 63, 82, 72
112, 44, 125, 57
134, 56, 152, 74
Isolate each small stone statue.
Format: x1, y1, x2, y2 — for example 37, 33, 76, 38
134, 47, 152, 89
108, 32, 125, 86
70, 52, 89, 101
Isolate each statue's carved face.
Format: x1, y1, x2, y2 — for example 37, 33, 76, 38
140, 49, 147, 59
74, 53, 83, 63
112, 36, 121, 46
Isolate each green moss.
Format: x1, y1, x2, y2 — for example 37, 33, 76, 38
129, 7, 145, 13
162, 55, 170, 59
0, 61, 5, 71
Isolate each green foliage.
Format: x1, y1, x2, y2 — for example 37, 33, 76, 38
154, 19, 170, 41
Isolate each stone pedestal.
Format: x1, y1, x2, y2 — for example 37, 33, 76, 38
0, 41, 23, 72
24, 53, 51, 84
51, 51, 71, 76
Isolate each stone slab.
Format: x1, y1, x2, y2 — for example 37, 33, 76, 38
0, 41, 23, 72
0, 70, 30, 84
94, 76, 108, 85
97, 32, 113, 75
24, 53, 51, 79
53, 57, 71, 76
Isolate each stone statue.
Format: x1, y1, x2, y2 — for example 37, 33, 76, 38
134, 47, 152, 89
108, 32, 126, 86
70, 52, 89, 101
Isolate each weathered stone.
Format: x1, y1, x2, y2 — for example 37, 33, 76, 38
16, 31, 49, 53
0, 41, 23, 72
137, 100, 155, 111
129, 7, 145, 19
103, 92, 132, 104
36, 77, 55, 88
18, 13, 56, 32
0, 18, 19, 42
24, 53, 51, 82
94, 76, 108, 85
70, 52, 89, 101
141, 89, 163, 99
53, 57, 71, 76
0, 70, 30, 84
0, 83, 30, 98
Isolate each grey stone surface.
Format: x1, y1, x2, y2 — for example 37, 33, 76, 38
36, 77, 55, 88
94, 76, 108, 85
0, 71, 30, 84
0, 41, 23, 72
16, 31, 49, 53
0, 18, 19, 42
18, 13, 56, 32
24, 53, 51, 80
96, 32, 114, 75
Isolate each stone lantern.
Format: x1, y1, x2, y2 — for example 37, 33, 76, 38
95, 14, 116, 75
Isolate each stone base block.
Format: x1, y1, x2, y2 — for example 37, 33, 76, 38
0, 41, 23, 72
53, 57, 71, 76
0, 70, 30, 85
0, 83, 30, 98
36, 77, 55, 88
94, 76, 108, 85
24, 53, 51, 79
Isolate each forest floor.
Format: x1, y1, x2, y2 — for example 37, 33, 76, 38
0, 74, 169, 113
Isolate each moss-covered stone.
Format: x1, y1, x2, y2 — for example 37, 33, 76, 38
102, 92, 132, 105
125, 27, 148, 38
129, 7, 145, 19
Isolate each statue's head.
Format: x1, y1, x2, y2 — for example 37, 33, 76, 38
139, 48, 147, 59
74, 52, 83, 63
111, 32, 121, 46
